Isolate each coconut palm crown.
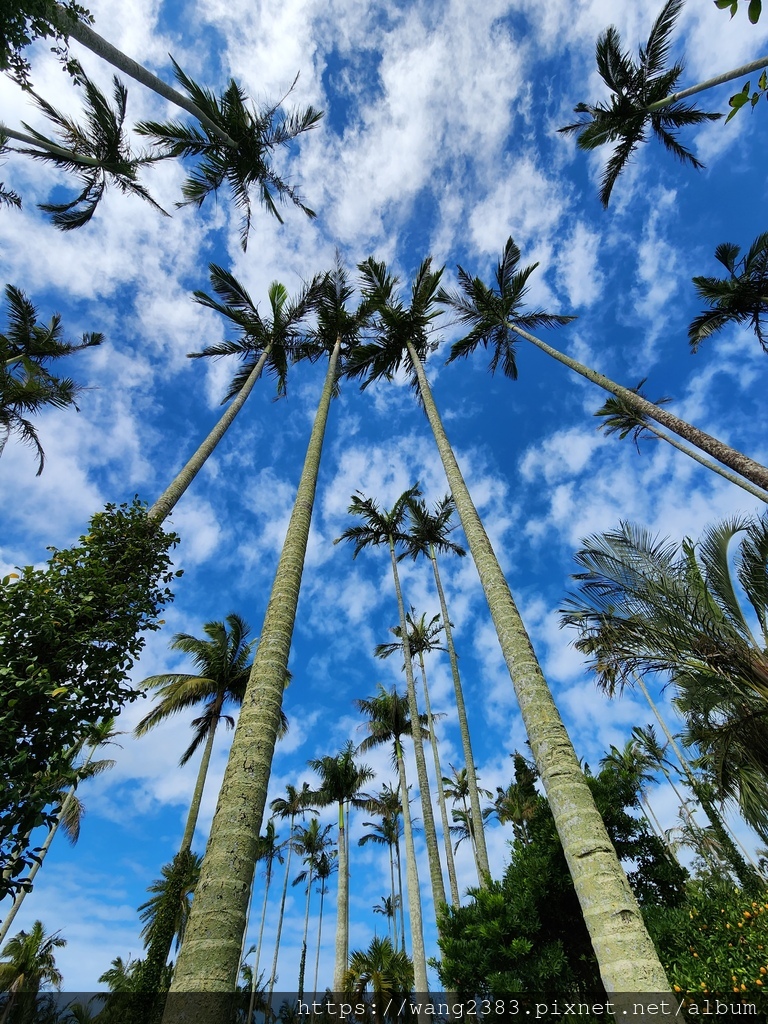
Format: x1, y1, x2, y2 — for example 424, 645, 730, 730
438, 236, 574, 376
557, 0, 722, 205
136, 61, 323, 250
689, 232, 768, 352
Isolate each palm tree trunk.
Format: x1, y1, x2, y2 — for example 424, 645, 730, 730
406, 340, 673, 1005
639, 420, 768, 504
298, 864, 314, 1000
387, 842, 397, 947
312, 879, 326, 1001
268, 826, 294, 1004
333, 800, 348, 993
394, 738, 429, 1017
416, 649, 460, 906
178, 712, 219, 856
246, 860, 272, 1024
0, 815, 60, 945
164, 340, 342, 1019
388, 541, 448, 920
645, 55, 768, 112
507, 324, 768, 493
1, 125, 110, 167
429, 547, 490, 881
148, 349, 271, 522
49, 4, 236, 145
394, 829, 406, 954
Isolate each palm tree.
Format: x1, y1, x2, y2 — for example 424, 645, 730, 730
348, 255, 673, 1001
0, 921, 65, 1024
137, 850, 202, 953
689, 232, 768, 353
595, 385, 768, 504
372, 896, 399, 947
292, 818, 334, 1000
6, 74, 165, 229
438, 236, 768, 494
135, 613, 258, 856
342, 936, 413, 1024
336, 489, 448, 921
359, 786, 406, 953
405, 495, 491, 882
135, 61, 322, 249
148, 265, 321, 522
0, 284, 102, 474
165, 260, 369, 1013
308, 742, 375, 993
355, 686, 430, 1006
311, 848, 337, 1000
491, 753, 538, 846
267, 783, 318, 1002
560, 513, 768, 855
244, 819, 283, 1024
0, 719, 117, 946
442, 765, 492, 875
557, 0, 767, 205
375, 610, 459, 906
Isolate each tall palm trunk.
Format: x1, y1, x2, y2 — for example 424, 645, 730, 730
394, 827, 406, 953
387, 541, 447, 920
508, 324, 768, 493
645, 55, 768, 113
406, 340, 673, 1005
164, 340, 342, 1020
49, 4, 235, 145
246, 855, 274, 1024
428, 546, 490, 881
332, 800, 348, 993
148, 350, 271, 522
268, 824, 295, 1003
298, 862, 314, 1000
312, 879, 326, 999
415, 647, 460, 906
177, 698, 222, 856
1, 125, 109, 167
633, 420, 768, 504
394, 737, 429, 1013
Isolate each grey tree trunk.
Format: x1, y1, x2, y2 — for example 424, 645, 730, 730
416, 648, 460, 906
394, 738, 429, 1020
645, 55, 768, 112
50, 4, 235, 145
163, 340, 342, 1020
428, 548, 490, 881
510, 324, 768, 493
388, 541, 447, 922
407, 340, 674, 1010
267, 825, 294, 1004
148, 349, 271, 522
1, 125, 107, 167
332, 801, 348, 993
178, 713, 218, 855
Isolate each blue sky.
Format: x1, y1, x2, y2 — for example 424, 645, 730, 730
1, 0, 768, 996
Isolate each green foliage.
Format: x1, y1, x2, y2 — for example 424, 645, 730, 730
646, 877, 768, 1008
0, 0, 92, 87
726, 70, 768, 122
715, 0, 762, 23
436, 759, 687, 997
0, 499, 180, 900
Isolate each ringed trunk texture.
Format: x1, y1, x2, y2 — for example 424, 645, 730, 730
395, 739, 429, 1018
148, 350, 270, 522
429, 548, 490, 881
388, 544, 447, 919
50, 4, 236, 146
407, 342, 673, 1007
416, 650, 460, 907
640, 421, 768, 504
512, 325, 768, 493
332, 801, 348, 992
163, 341, 341, 1021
